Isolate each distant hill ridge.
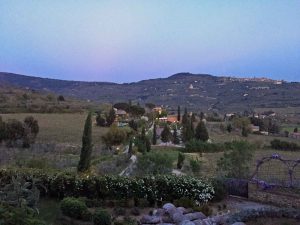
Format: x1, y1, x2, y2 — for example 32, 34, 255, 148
0, 72, 299, 112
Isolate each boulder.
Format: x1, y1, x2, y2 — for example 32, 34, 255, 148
193, 219, 205, 225
177, 207, 188, 214
163, 203, 176, 213
162, 216, 173, 223
140, 215, 161, 224
178, 220, 195, 225
171, 212, 187, 224
231, 223, 247, 225
184, 212, 206, 221
155, 208, 166, 217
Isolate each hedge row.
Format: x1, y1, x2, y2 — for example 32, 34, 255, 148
270, 139, 300, 151
0, 169, 214, 204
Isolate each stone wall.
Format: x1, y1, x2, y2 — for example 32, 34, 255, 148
248, 182, 300, 208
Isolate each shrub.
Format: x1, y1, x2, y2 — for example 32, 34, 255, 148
93, 209, 111, 225
211, 178, 227, 202
177, 152, 185, 169
60, 197, 88, 220
190, 158, 201, 174
136, 152, 173, 175
270, 139, 300, 151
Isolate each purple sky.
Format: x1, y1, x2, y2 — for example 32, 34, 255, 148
0, 1, 300, 83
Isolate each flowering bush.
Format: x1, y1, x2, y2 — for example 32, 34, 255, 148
0, 169, 214, 204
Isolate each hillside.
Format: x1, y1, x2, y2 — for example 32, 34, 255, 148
0, 84, 98, 113
1, 72, 300, 113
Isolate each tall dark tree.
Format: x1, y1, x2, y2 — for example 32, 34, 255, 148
161, 125, 172, 143
190, 119, 195, 136
294, 127, 298, 133
182, 118, 194, 143
23, 116, 39, 148
106, 108, 116, 126
78, 112, 93, 172
177, 152, 185, 169
173, 128, 180, 144
177, 106, 181, 122
0, 116, 6, 143
242, 126, 248, 137
182, 108, 189, 125
200, 112, 205, 121
152, 123, 157, 145
128, 138, 133, 157
195, 121, 209, 142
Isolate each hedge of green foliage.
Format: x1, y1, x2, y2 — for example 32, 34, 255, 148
0, 169, 214, 204
183, 139, 225, 153
270, 139, 300, 151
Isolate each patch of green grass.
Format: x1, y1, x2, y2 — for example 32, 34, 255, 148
0, 113, 108, 145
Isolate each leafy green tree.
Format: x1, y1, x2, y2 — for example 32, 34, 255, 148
242, 126, 248, 137
217, 141, 254, 178
96, 113, 106, 127
128, 119, 138, 131
102, 125, 128, 148
195, 121, 209, 142
177, 152, 185, 169
136, 127, 151, 153
177, 106, 181, 122
152, 123, 157, 145
5, 119, 24, 147
113, 102, 130, 112
129, 105, 145, 117
161, 125, 172, 143
294, 127, 298, 133
106, 107, 116, 126
173, 128, 180, 144
78, 112, 93, 172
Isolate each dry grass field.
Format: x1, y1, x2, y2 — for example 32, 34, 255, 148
0, 113, 108, 146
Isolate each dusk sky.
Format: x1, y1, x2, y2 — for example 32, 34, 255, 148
0, 1, 299, 83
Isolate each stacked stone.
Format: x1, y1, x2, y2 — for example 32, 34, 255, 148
140, 203, 238, 225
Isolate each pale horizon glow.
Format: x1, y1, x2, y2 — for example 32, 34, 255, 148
0, 1, 299, 82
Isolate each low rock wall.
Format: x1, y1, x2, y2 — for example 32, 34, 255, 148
248, 182, 300, 208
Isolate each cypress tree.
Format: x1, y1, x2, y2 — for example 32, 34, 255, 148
195, 120, 209, 142
177, 106, 181, 122
173, 128, 180, 144
78, 112, 93, 172
128, 138, 133, 156
152, 123, 157, 145
161, 124, 172, 143
182, 108, 188, 125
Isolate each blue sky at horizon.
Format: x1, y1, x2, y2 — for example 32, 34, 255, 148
0, 1, 299, 83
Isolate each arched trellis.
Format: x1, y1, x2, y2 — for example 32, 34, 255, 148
251, 154, 300, 189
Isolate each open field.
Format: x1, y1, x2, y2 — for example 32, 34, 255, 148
0, 113, 108, 145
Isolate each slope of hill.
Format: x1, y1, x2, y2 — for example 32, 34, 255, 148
0, 84, 97, 113
1, 72, 300, 113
